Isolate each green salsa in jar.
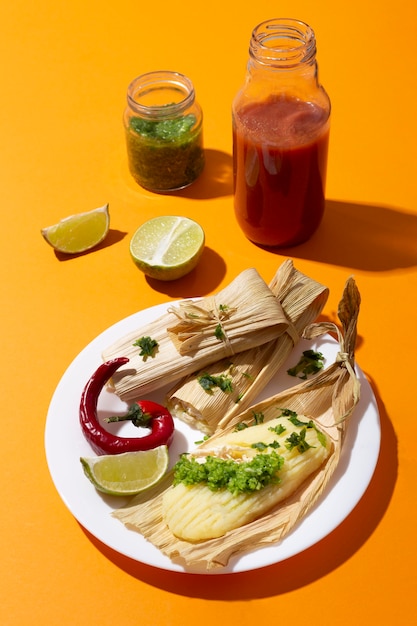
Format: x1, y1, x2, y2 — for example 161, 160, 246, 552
124, 72, 204, 192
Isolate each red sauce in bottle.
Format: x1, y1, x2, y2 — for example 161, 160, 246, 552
233, 95, 330, 247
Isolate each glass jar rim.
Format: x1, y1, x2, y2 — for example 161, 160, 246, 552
249, 18, 317, 68
126, 71, 196, 118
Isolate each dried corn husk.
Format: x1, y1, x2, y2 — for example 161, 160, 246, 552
102, 268, 289, 401
113, 278, 361, 570
166, 259, 329, 434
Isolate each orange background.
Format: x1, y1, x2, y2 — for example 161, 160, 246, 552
1, 1, 416, 624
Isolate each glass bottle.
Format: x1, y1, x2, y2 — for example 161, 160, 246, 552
124, 71, 204, 192
232, 18, 331, 247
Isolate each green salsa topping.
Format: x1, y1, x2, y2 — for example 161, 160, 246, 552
173, 408, 328, 495
130, 114, 196, 140
126, 113, 204, 191
172, 451, 284, 495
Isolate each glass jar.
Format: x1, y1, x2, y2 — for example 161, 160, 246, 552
124, 71, 204, 192
232, 18, 331, 247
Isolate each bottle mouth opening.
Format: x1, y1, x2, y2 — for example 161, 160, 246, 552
250, 18, 317, 67
127, 71, 195, 118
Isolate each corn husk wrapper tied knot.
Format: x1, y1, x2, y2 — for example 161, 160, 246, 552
102, 268, 289, 401
166, 299, 238, 355
166, 259, 329, 434
113, 278, 361, 570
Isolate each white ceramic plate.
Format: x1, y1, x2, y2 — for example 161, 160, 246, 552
45, 302, 381, 574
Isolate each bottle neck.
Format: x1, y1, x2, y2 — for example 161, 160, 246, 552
249, 18, 317, 70
236, 18, 329, 105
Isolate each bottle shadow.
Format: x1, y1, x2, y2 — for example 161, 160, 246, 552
270, 199, 417, 271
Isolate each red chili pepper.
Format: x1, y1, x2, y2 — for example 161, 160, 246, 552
79, 357, 175, 455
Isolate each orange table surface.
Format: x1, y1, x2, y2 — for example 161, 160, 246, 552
1, 1, 416, 624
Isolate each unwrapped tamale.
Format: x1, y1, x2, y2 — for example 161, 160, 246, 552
162, 413, 332, 541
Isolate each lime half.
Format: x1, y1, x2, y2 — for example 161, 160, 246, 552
41, 203, 110, 254
130, 215, 205, 281
80, 445, 169, 496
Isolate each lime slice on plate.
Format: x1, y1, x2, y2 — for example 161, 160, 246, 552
41, 203, 110, 254
80, 445, 169, 496
130, 215, 205, 280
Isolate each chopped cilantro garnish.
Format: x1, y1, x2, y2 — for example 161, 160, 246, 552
214, 324, 225, 340
269, 440, 281, 449
286, 415, 328, 448
173, 451, 284, 494
252, 411, 265, 425
315, 429, 327, 447
133, 336, 159, 360
269, 423, 286, 435
287, 415, 311, 427
251, 442, 268, 451
251, 440, 281, 450
285, 427, 313, 453
279, 408, 298, 419
287, 350, 325, 379
198, 373, 233, 394
233, 411, 264, 431
194, 435, 210, 445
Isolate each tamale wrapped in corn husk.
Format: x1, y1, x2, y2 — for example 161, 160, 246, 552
102, 268, 288, 400
166, 259, 329, 434
113, 278, 361, 570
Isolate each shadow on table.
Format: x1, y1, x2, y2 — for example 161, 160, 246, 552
82, 374, 396, 599
143, 246, 228, 298
271, 199, 417, 271
162, 149, 234, 200
142, 198, 417, 297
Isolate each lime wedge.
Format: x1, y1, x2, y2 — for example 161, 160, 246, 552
41, 203, 110, 254
130, 215, 205, 280
80, 446, 169, 496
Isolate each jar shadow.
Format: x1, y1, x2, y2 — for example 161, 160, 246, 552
168, 148, 233, 200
